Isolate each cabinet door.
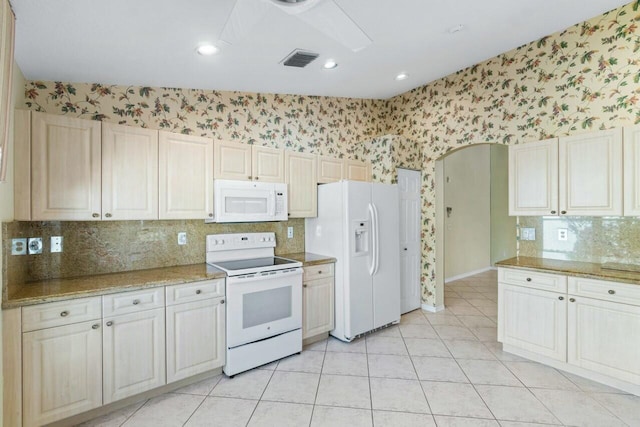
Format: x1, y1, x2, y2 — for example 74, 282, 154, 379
285, 151, 317, 217
559, 129, 623, 216
508, 138, 558, 216
159, 131, 213, 219
624, 125, 640, 216
498, 283, 566, 361
252, 145, 284, 182
214, 140, 252, 180
346, 159, 371, 182
166, 298, 225, 383
568, 296, 640, 384
31, 112, 102, 220
103, 308, 166, 404
23, 320, 102, 427
102, 123, 158, 220
303, 277, 334, 339
318, 155, 345, 183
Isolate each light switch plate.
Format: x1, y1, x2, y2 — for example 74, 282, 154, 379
520, 227, 536, 241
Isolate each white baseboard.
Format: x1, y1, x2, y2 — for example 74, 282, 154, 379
445, 266, 493, 283
421, 304, 445, 313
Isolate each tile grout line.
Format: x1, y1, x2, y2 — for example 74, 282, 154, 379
309, 342, 329, 427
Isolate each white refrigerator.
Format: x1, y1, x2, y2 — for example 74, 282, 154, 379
305, 180, 401, 342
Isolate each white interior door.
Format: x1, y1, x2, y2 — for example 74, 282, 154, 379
398, 168, 421, 314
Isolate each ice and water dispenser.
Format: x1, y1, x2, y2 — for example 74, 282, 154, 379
353, 220, 370, 255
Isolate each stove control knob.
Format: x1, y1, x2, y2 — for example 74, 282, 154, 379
219, 239, 224, 244
269, 237, 274, 242
261, 237, 266, 242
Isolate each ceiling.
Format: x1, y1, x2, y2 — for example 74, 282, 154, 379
11, 0, 630, 99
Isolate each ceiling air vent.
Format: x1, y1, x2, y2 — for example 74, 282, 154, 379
281, 49, 319, 68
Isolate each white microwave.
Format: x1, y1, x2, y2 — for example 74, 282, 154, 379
214, 179, 288, 223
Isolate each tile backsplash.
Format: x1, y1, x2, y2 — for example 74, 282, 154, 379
518, 216, 640, 265
2, 219, 304, 289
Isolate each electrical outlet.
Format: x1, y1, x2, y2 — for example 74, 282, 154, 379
287, 227, 294, 239
11, 238, 27, 255
178, 232, 187, 245
28, 237, 43, 254
51, 236, 63, 253
558, 228, 568, 241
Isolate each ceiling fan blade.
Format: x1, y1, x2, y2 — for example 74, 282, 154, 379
296, 0, 372, 52
220, 0, 272, 45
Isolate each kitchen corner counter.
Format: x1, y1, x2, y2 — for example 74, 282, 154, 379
496, 256, 640, 285
281, 252, 336, 266
3, 264, 226, 309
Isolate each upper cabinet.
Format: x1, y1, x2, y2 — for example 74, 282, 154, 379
214, 140, 284, 182
346, 159, 371, 182
31, 112, 102, 221
318, 155, 345, 184
559, 128, 622, 216
102, 123, 158, 220
159, 131, 213, 220
508, 138, 559, 216
285, 151, 317, 218
509, 129, 623, 217
624, 125, 640, 216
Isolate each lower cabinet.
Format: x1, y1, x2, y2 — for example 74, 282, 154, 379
499, 283, 567, 361
568, 295, 640, 384
166, 297, 225, 383
22, 320, 103, 427
302, 263, 335, 340
103, 308, 166, 404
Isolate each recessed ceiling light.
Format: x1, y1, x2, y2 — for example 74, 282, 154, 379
196, 44, 219, 56
323, 59, 338, 69
395, 72, 409, 81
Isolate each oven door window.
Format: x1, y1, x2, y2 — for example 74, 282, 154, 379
243, 286, 292, 329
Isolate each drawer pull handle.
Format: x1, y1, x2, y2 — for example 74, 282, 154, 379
220, 299, 225, 304
526, 278, 532, 282
92, 324, 100, 330
303, 284, 308, 288
318, 271, 322, 274
60, 311, 69, 317
569, 298, 576, 303
132, 299, 140, 305
550, 210, 556, 214
208, 213, 214, 218
558, 296, 564, 301
561, 210, 567, 215
106, 321, 113, 327
92, 213, 100, 218
248, 176, 252, 180
105, 213, 112, 218
196, 289, 202, 294
608, 289, 616, 295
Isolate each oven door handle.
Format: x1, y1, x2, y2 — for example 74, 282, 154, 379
227, 268, 303, 284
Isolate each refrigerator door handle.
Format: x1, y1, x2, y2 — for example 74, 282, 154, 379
372, 202, 380, 275
367, 203, 376, 276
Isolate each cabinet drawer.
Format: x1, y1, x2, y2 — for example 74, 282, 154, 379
498, 268, 567, 293
166, 279, 225, 306
304, 263, 334, 281
22, 297, 102, 332
103, 288, 165, 316
568, 276, 640, 306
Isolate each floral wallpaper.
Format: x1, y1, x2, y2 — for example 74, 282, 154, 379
24, 82, 386, 158
19, 2, 640, 307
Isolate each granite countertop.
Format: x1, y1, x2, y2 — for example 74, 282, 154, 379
4, 264, 227, 309
496, 256, 640, 285
281, 252, 336, 266
3, 252, 336, 309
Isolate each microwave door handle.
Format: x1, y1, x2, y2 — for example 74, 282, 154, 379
270, 190, 277, 216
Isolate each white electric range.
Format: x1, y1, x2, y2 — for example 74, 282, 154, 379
206, 232, 303, 376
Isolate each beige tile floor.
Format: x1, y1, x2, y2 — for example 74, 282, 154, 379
80, 270, 640, 426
